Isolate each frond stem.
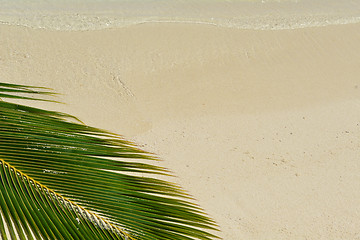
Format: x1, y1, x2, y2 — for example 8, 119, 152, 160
0, 158, 136, 240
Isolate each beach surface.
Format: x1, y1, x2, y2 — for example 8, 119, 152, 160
1, 20, 360, 239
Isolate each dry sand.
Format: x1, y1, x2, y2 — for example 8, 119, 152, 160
1, 22, 360, 239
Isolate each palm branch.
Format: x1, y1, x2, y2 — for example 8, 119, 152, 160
0, 82, 219, 240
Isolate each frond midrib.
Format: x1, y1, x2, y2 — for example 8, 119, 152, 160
0, 158, 135, 240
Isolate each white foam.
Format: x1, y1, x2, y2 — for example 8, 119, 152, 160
1, 0, 360, 30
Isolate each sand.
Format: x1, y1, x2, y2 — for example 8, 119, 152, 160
1, 22, 360, 239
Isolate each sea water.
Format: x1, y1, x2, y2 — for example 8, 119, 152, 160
0, 0, 360, 30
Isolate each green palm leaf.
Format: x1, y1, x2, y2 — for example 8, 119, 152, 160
0, 82, 219, 240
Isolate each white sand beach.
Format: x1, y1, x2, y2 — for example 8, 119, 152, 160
1, 2, 360, 238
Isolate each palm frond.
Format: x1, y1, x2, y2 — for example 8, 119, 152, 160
0, 82, 219, 239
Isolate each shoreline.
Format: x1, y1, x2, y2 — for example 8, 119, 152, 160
1, 14, 360, 31
2, 16, 360, 32
1, 0, 360, 31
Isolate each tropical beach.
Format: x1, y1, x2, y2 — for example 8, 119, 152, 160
1, 0, 360, 239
